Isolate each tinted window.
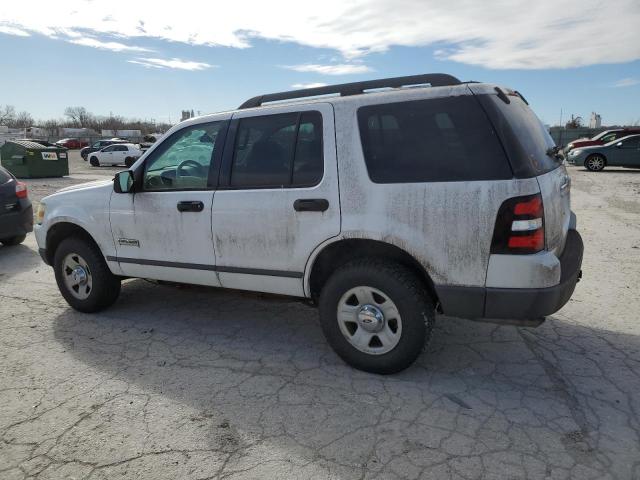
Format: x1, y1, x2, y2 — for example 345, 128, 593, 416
477, 93, 560, 177
0, 168, 12, 184
231, 111, 323, 188
114, 145, 128, 151
292, 111, 323, 186
358, 96, 511, 183
144, 121, 226, 191
102, 145, 115, 152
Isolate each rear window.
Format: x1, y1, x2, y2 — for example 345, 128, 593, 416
357, 96, 512, 183
476, 93, 561, 177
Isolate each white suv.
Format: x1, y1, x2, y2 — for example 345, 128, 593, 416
34, 74, 583, 373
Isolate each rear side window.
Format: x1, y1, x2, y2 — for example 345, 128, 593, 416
230, 111, 323, 188
0, 168, 12, 184
357, 96, 512, 183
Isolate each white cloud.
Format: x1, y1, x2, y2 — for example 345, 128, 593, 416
70, 37, 150, 52
0, 24, 30, 37
291, 82, 329, 89
285, 64, 371, 75
1, 0, 639, 69
128, 57, 214, 71
612, 78, 639, 88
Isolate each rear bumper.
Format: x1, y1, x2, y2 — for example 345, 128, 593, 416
437, 229, 583, 321
0, 201, 33, 239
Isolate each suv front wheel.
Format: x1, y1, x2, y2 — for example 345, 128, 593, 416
53, 237, 121, 312
319, 259, 435, 374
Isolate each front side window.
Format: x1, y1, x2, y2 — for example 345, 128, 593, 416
143, 121, 225, 191
230, 111, 323, 188
102, 145, 115, 152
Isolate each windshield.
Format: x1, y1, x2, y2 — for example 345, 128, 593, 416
591, 131, 612, 141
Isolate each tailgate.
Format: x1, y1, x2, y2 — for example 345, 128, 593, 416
537, 165, 571, 255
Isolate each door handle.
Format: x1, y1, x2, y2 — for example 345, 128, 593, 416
177, 201, 204, 212
294, 198, 329, 212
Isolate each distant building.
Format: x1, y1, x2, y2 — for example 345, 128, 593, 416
101, 129, 142, 139
181, 109, 195, 122
589, 112, 602, 129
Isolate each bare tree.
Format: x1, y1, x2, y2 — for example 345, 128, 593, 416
0, 105, 16, 125
41, 119, 60, 138
565, 115, 583, 129
9, 111, 34, 128
64, 106, 93, 128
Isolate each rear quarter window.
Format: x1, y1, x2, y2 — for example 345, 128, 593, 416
476, 93, 561, 177
357, 96, 512, 183
0, 168, 13, 184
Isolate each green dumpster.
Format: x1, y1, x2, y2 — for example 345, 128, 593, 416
0, 140, 69, 178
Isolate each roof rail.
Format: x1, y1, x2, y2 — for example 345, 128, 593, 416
238, 73, 461, 109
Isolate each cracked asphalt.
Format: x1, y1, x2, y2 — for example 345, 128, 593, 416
1, 152, 639, 479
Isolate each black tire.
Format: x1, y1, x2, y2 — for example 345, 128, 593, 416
89, 156, 100, 167
125, 157, 134, 168
53, 237, 121, 312
585, 154, 606, 172
0, 234, 26, 246
319, 259, 435, 374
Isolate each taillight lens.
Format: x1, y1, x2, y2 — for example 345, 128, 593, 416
491, 193, 545, 254
15, 182, 28, 199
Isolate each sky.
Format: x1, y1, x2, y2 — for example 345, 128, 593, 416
0, 0, 639, 127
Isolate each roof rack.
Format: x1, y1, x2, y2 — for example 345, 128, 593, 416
238, 73, 461, 109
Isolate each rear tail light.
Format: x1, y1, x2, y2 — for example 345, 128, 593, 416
15, 181, 28, 199
491, 193, 545, 254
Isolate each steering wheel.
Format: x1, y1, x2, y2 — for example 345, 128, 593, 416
176, 159, 204, 177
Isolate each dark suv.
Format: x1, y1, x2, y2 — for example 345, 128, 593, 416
0, 166, 33, 246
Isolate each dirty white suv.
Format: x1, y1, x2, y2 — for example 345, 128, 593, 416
35, 74, 583, 374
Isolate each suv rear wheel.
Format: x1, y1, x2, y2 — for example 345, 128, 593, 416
585, 154, 606, 172
319, 259, 435, 374
53, 237, 121, 312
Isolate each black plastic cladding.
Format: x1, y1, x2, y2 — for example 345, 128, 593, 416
238, 73, 462, 109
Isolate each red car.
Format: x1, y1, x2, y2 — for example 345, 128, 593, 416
566, 128, 640, 152
55, 138, 88, 149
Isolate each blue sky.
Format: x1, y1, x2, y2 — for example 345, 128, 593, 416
1, 0, 639, 126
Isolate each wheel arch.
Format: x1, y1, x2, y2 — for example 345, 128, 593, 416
305, 238, 440, 309
45, 221, 102, 265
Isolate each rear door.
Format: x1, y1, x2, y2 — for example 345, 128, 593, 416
613, 136, 640, 166
211, 103, 340, 297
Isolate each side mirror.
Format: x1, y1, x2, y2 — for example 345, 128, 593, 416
114, 170, 134, 194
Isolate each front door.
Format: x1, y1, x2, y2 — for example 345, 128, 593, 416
211, 103, 340, 296
610, 136, 640, 166
109, 117, 229, 286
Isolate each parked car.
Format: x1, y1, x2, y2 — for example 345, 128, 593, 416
0, 165, 33, 246
55, 138, 87, 149
88, 143, 142, 167
80, 139, 129, 160
568, 134, 640, 171
34, 74, 583, 374
565, 128, 640, 153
